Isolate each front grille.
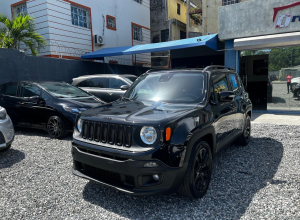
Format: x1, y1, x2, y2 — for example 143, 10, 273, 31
75, 162, 135, 188
81, 120, 132, 147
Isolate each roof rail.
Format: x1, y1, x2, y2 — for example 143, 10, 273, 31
203, 65, 236, 72
145, 68, 170, 73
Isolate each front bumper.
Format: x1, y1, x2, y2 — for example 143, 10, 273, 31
0, 116, 15, 149
71, 142, 187, 196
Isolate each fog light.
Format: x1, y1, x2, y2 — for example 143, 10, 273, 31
153, 174, 159, 181
144, 162, 158, 167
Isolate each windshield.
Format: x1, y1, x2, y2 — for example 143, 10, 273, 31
123, 76, 137, 84
39, 82, 92, 98
123, 72, 207, 103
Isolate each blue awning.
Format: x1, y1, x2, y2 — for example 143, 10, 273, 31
81, 34, 218, 60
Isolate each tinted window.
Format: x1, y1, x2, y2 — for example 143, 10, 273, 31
229, 73, 242, 95
124, 72, 207, 104
109, 78, 126, 89
212, 75, 229, 101
78, 78, 108, 88
21, 84, 40, 97
39, 82, 91, 98
3, 83, 18, 96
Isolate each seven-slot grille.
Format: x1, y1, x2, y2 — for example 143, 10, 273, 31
81, 120, 132, 147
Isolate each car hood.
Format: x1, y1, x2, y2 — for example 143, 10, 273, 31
59, 96, 104, 108
291, 77, 300, 83
80, 100, 198, 124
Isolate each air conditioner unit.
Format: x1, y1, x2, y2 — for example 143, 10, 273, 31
95, 35, 105, 45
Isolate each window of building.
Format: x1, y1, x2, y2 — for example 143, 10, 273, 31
12, 2, 27, 17
71, 5, 90, 29
180, 30, 186, 39
77, 78, 109, 88
21, 84, 40, 97
106, 15, 116, 31
133, 25, 142, 41
133, 0, 142, 3
161, 29, 169, 42
177, 3, 181, 15
222, 0, 239, 6
3, 83, 18, 97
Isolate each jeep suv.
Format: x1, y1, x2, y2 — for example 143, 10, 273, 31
71, 66, 252, 199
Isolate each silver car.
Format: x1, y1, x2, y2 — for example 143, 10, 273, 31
0, 106, 14, 151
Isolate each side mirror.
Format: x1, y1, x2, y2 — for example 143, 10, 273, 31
120, 85, 129, 91
28, 96, 40, 103
219, 91, 235, 102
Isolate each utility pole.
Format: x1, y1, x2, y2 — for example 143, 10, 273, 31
186, 0, 190, 38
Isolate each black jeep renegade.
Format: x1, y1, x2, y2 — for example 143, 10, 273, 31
71, 66, 252, 199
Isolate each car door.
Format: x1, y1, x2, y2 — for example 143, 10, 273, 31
211, 73, 237, 151
0, 82, 21, 125
108, 77, 128, 102
77, 77, 110, 102
228, 73, 245, 133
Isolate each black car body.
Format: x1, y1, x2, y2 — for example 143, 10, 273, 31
0, 81, 104, 138
71, 66, 252, 199
72, 74, 137, 103
293, 83, 300, 99
269, 74, 278, 82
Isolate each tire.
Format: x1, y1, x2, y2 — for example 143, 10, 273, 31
178, 141, 212, 199
47, 116, 67, 139
235, 115, 251, 146
297, 91, 300, 100
0, 144, 11, 152
291, 83, 297, 93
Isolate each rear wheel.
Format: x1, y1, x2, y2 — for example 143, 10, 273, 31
0, 144, 11, 152
178, 141, 212, 199
47, 116, 67, 139
235, 115, 251, 146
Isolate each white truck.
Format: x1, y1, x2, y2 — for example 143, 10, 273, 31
291, 77, 300, 92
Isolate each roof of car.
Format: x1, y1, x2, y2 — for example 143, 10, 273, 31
73, 74, 137, 79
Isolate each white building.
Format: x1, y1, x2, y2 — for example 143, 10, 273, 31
0, 0, 151, 66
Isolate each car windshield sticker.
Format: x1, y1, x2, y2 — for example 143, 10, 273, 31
231, 76, 238, 88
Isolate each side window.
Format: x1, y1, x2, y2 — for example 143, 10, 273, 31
77, 78, 108, 88
212, 75, 229, 102
3, 83, 18, 97
229, 73, 242, 95
21, 84, 40, 97
109, 78, 126, 89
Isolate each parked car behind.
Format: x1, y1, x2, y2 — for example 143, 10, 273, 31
72, 74, 137, 103
0, 106, 14, 152
0, 82, 104, 139
71, 66, 252, 199
293, 83, 300, 99
291, 77, 300, 92
269, 74, 278, 82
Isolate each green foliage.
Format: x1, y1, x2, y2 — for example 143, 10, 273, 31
242, 47, 300, 71
0, 13, 47, 56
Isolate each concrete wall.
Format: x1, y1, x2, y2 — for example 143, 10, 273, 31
219, 0, 300, 40
0, 49, 150, 84
0, 0, 150, 64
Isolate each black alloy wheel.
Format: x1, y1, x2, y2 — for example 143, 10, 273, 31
47, 116, 66, 139
235, 115, 251, 146
178, 141, 212, 199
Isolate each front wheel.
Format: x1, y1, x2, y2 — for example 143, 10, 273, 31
291, 83, 297, 92
47, 116, 67, 139
178, 141, 212, 199
235, 115, 251, 146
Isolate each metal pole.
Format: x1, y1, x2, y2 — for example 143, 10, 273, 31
186, 0, 190, 38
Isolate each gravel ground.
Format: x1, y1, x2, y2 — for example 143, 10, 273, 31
0, 125, 299, 220
268, 83, 300, 109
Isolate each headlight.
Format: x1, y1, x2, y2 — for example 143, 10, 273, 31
140, 126, 157, 145
77, 118, 83, 133
63, 106, 88, 113
0, 107, 7, 120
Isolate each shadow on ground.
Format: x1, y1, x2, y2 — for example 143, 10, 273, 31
0, 149, 25, 170
14, 127, 72, 140
271, 97, 286, 104
82, 137, 283, 219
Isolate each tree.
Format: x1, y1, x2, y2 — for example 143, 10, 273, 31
0, 13, 46, 56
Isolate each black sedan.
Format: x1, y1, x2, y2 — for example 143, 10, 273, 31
294, 83, 300, 100
0, 81, 105, 138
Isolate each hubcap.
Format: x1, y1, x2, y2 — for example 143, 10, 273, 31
47, 118, 62, 138
193, 148, 211, 192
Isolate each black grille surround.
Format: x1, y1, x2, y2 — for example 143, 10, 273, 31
81, 120, 132, 148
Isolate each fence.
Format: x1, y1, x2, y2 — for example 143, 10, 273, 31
0, 49, 151, 84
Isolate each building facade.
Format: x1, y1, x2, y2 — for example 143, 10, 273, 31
0, 0, 150, 66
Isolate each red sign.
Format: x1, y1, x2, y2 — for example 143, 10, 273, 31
273, 1, 300, 28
